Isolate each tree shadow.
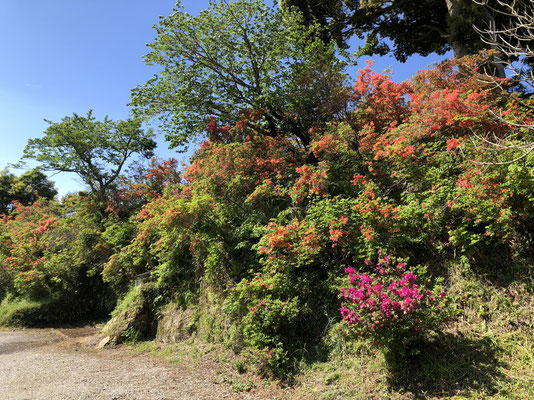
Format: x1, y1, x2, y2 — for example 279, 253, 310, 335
0, 332, 62, 356
465, 242, 533, 288
0, 338, 52, 356
385, 332, 508, 399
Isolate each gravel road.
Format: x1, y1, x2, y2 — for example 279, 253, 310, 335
0, 329, 282, 400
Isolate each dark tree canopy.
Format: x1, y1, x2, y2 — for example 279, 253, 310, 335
21, 111, 156, 207
0, 168, 57, 213
279, 0, 512, 63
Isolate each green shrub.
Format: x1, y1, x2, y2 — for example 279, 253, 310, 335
0, 295, 45, 326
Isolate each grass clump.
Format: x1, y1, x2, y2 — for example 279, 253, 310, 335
99, 282, 161, 345
0, 295, 45, 327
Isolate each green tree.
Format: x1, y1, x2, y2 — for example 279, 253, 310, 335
21, 111, 156, 212
0, 168, 57, 213
130, 0, 351, 151
0, 170, 18, 213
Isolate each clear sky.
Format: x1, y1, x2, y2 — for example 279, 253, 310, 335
0, 0, 451, 198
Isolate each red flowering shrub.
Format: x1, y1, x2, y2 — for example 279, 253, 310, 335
0, 200, 63, 298
0, 195, 117, 324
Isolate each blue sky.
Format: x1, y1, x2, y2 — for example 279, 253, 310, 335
0, 0, 450, 198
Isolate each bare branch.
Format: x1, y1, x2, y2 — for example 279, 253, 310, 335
473, 0, 534, 89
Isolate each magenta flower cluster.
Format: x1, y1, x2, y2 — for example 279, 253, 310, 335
340, 255, 447, 344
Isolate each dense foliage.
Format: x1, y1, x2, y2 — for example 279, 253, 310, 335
0, 195, 116, 323
1, 1, 532, 388
106, 53, 533, 375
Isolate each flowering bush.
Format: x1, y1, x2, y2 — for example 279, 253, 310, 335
0, 194, 117, 324
340, 254, 452, 347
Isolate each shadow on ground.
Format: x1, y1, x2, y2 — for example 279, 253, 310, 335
0, 331, 62, 356
386, 332, 508, 399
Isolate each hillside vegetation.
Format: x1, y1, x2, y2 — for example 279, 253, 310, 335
1, 0, 533, 398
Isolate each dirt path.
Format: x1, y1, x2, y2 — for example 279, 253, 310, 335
0, 328, 285, 400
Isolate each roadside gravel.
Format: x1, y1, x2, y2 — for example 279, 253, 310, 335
0, 328, 285, 400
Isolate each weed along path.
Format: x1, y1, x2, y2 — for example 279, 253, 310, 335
0, 328, 285, 400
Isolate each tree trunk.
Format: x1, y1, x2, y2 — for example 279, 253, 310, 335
445, 0, 469, 58
483, 8, 507, 78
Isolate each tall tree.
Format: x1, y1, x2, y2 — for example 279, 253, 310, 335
130, 0, 352, 151
20, 111, 156, 211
